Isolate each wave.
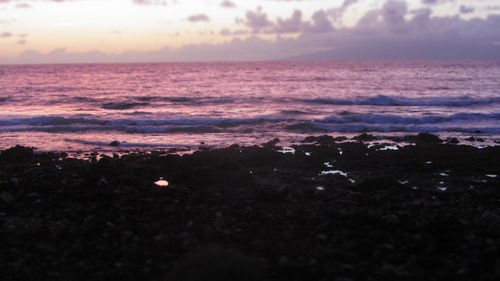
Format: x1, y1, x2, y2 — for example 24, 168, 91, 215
102, 102, 150, 110
131, 96, 235, 105
0, 116, 107, 126
303, 95, 500, 107
320, 112, 500, 125
1, 112, 499, 135
0, 115, 285, 133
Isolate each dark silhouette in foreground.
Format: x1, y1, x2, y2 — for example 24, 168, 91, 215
1, 134, 499, 281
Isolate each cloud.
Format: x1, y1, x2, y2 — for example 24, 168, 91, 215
16, 3, 31, 8
132, 0, 168, 5
382, 0, 408, 26
1, 31, 12, 37
16, 39, 26, 44
2, 0, 500, 64
244, 7, 273, 33
305, 10, 334, 33
459, 5, 474, 14
421, 0, 454, 5
187, 14, 210, 22
220, 0, 235, 8
275, 10, 303, 33
241, 7, 334, 34
328, 0, 358, 21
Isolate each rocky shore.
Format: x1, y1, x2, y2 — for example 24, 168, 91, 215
1, 134, 499, 281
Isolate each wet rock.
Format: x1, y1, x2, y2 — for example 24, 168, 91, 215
301, 135, 339, 145
353, 133, 378, 142
262, 138, 280, 148
109, 141, 120, 147
415, 133, 443, 144
466, 136, 485, 142
446, 137, 459, 144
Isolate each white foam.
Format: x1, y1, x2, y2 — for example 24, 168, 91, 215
277, 147, 296, 154
437, 187, 447, 191
320, 170, 348, 177
486, 174, 497, 178
324, 162, 333, 168
379, 145, 399, 151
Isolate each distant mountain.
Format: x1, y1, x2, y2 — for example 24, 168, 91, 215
283, 40, 500, 61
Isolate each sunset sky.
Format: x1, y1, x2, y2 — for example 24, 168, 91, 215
1, 0, 499, 64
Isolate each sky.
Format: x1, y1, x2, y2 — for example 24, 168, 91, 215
0, 0, 499, 64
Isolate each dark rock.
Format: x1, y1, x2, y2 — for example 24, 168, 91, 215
262, 138, 280, 148
109, 141, 120, 147
446, 137, 459, 144
0, 191, 14, 203
168, 244, 263, 281
353, 133, 378, 142
403, 133, 442, 144
301, 135, 339, 145
382, 214, 400, 225
0, 145, 34, 162
478, 211, 500, 233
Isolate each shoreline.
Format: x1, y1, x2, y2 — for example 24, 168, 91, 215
4, 132, 498, 160
1, 133, 500, 280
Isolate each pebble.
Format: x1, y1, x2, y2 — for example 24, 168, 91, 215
382, 214, 400, 225
1, 191, 14, 203
216, 211, 223, 219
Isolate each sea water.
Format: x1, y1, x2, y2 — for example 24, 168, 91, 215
0, 61, 499, 152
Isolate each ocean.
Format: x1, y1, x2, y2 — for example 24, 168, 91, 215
0, 61, 499, 153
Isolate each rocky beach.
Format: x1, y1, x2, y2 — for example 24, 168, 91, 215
1, 133, 499, 281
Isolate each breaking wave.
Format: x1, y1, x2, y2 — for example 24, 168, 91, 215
320, 112, 500, 125
304, 95, 500, 107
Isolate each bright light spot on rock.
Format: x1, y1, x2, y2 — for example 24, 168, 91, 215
437, 187, 447, 191
425, 161, 432, 164
398, 180, 408, 185
439, 173, 449, 177
411, 186, 418, 190
316, 186, 325, 191
277, 147, 295, 154
154, 179, 169, 187
324, 162, 333, 168
349, 178, 356, 184
305, 152, 311, 156
486, 174, 497, 178
320, 170, 348, 177
338, 149, 343, 155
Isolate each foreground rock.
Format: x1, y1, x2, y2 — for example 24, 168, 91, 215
0, 138, 499, 281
